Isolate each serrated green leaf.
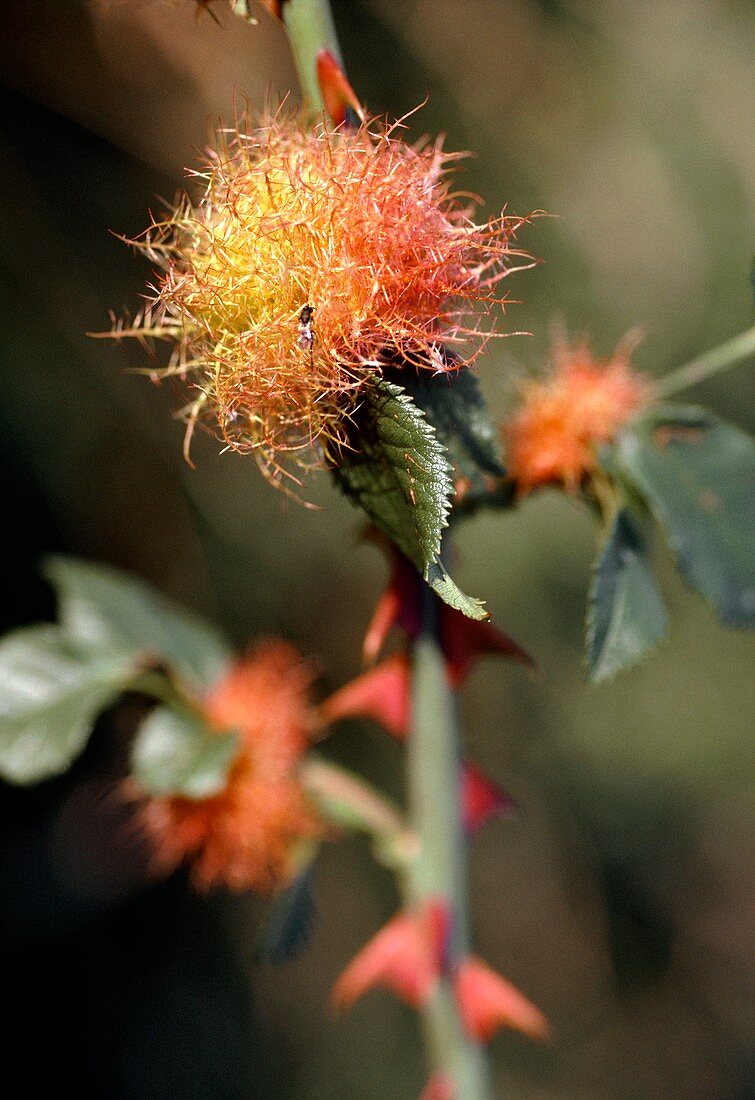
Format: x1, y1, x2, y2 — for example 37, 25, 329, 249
0, 625, 135, 784
131, 705, 238, 798
615, 405, 755, 625
395, 365, 504, 489
587, 510, 668, 682
424, 560, 487, 618
44, 557, 232, 688
334, 379, 487, 619
337, 380, 451, 563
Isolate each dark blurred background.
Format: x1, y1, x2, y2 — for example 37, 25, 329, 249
0, 1, 753, 1097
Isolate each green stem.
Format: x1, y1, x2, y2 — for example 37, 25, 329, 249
228, 0, 342, 113
408, 583, 493, 1100
282, 0, 343, 112
653, 324, 755, 400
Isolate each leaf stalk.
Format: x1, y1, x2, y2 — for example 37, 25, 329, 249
654, 324, 755, 399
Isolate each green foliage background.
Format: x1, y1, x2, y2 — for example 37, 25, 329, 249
0, 1, 752, 1097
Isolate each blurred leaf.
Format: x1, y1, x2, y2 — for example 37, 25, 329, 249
300, 757, 404, 838
131, 705, 238, 798
0, 625, 135, 784
587, 509, 668, 682
399, 365, 504, 489
615, 405, 755, 626
261, 859, 318, 964
335, 379, 487, 619
44, 556, 232, 688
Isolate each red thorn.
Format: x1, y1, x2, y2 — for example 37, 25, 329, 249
363, 544, 534, 686
193, 0, 222, 24
426, 897, 453, 974
461, 763, 516, 833
332, 902, 444, 1011
245, 0, 281, 17
362, 553, 421, 663
316, 49, 364, 127
439, 605, 536, 689
319, 654, 412, 740
455, 956, 550, 1043
420, 1075, 455, 1100
362, 584, 402, 666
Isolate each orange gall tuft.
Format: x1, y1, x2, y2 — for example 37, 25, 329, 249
118, 109, 531, 488
139, 641, 321, 893
506, 333, 649, 494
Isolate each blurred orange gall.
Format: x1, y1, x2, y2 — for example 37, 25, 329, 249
506, 333, 649, 493
119, 110, 531, 486
140, 641, 320, 892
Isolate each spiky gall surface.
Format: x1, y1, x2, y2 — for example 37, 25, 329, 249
120, 111, 530, 487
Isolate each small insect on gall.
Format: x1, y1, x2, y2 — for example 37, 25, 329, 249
298, 305, 315, 353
